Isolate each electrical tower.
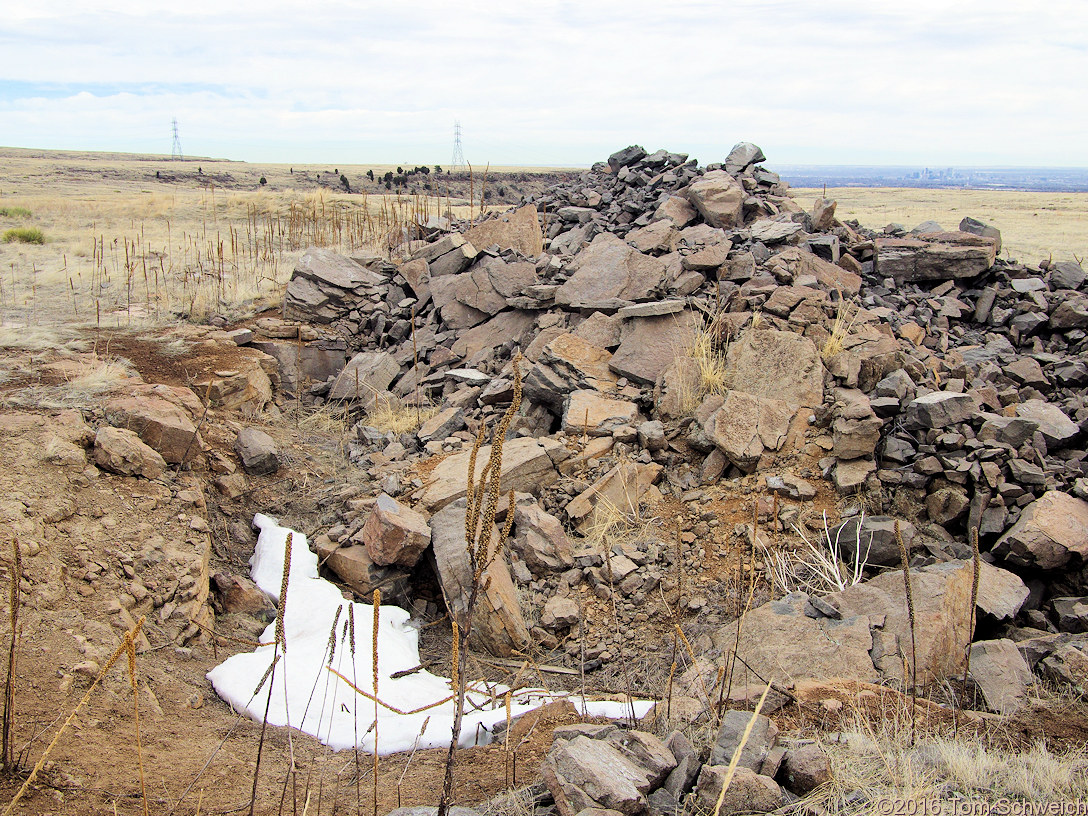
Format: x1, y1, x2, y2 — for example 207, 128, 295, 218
451, 120, 466, 170
171, 118, 184, 160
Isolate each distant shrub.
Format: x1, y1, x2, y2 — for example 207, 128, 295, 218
0, 207, 32, 218
3, 227, 44, 244
340, 173, 350, 192
366, 169, 374, 181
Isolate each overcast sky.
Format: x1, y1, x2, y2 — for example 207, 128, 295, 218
2, 1, 1086, 167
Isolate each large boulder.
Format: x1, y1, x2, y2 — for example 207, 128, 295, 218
992, 491, 1088, 570
234, 428, 279, 475
464, 204, 543, 256
704, 391, 794, 472
554, 233, 667, 309
609, 310, 700, 386
359, 493, 431, 568
685, 170, 745, 229
724, 142, 767, 175
93, 426, 167, 479
968, 639, 1034, 715
562, 390, 639, 436
875, 232, 997, 282
726, 329, 823, 410
104, 394, 201, 464
833, 561, 973, 683
327, 352, 400, 402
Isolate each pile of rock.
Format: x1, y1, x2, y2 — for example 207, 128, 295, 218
234, 140, 1087, 699
539, 710, 830, 816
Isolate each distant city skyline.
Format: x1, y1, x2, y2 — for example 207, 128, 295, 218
2, 1, 1086, 167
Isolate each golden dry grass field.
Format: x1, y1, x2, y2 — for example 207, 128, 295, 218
792, 187, 1088, 267
0, 148, 553, 329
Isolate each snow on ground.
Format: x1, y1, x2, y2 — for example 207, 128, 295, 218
207, 514, 654, 755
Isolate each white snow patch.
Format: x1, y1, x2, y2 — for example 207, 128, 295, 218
207, 514, 653, 754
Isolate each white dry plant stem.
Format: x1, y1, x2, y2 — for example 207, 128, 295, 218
758, 511, 873, 596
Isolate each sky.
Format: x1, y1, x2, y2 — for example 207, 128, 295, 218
2, 1, 1086, 167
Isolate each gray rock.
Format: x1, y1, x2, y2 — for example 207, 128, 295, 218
328, 352, 400, 402
1052, 597, 1088, 633
904, 391, 979, 429
826, 516, 916, 568
685, 170, 745, 229
777, 743, 832, 795
554, 233, 668, 308
724, 142, 767, 175
1050, 260, 1085, 290
610, 310, 700, 386
710, 710, 779, 770
1014, 400, 1079, 448
876, 233, 997, 282
704, 391, 794, 472
430, 500, 530, 657
968, 639, 1034, 714
694, 765, 782, 815
637, 420, 667, 452
958, 216, 1002, 254
513, 503, 575, 573
542, 596, 581, 629
608, 145, 647, 173
416, 406, 466, 442
727, 329, 824, 410
1050, 295, 1088, 329
234, 428, 279, 475
544, 734, 655, 816
992, 491, 1088, 570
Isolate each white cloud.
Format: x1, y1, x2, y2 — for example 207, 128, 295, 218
2, 0, 1086, 164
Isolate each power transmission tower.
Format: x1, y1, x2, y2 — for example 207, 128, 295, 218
451, 121, 466, 171
171, 118, 184, 160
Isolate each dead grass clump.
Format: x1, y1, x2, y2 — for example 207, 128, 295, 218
0, 325, 87, 353
799, 716, 1088, 815
67, 355, 137, 393
821, 296, 859, 361
758, 512, 872, 596
365, 397, 439, 435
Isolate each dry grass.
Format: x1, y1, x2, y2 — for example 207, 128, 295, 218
797, 715, 1088, 814
0, 325, 87, 353
757, 512, 872, 596
820, 297, 859, 361
0, 150, 492, 331
792, 187, 1088, 266
365, 397, 440, 435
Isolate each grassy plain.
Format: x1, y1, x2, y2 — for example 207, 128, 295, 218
792, 187, 1088, 267
0, 148, 533, 329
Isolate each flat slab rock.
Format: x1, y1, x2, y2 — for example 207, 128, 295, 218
726, 328, 823, 410
420, 436, 564, 511
609, 310, 700, 386
554, 233, 667, 308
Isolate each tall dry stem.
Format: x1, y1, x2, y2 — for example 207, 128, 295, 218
436, 355, 523, 816
2, 538, 21, 773
896, 520, 918, 744
962, 526, 981, 705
